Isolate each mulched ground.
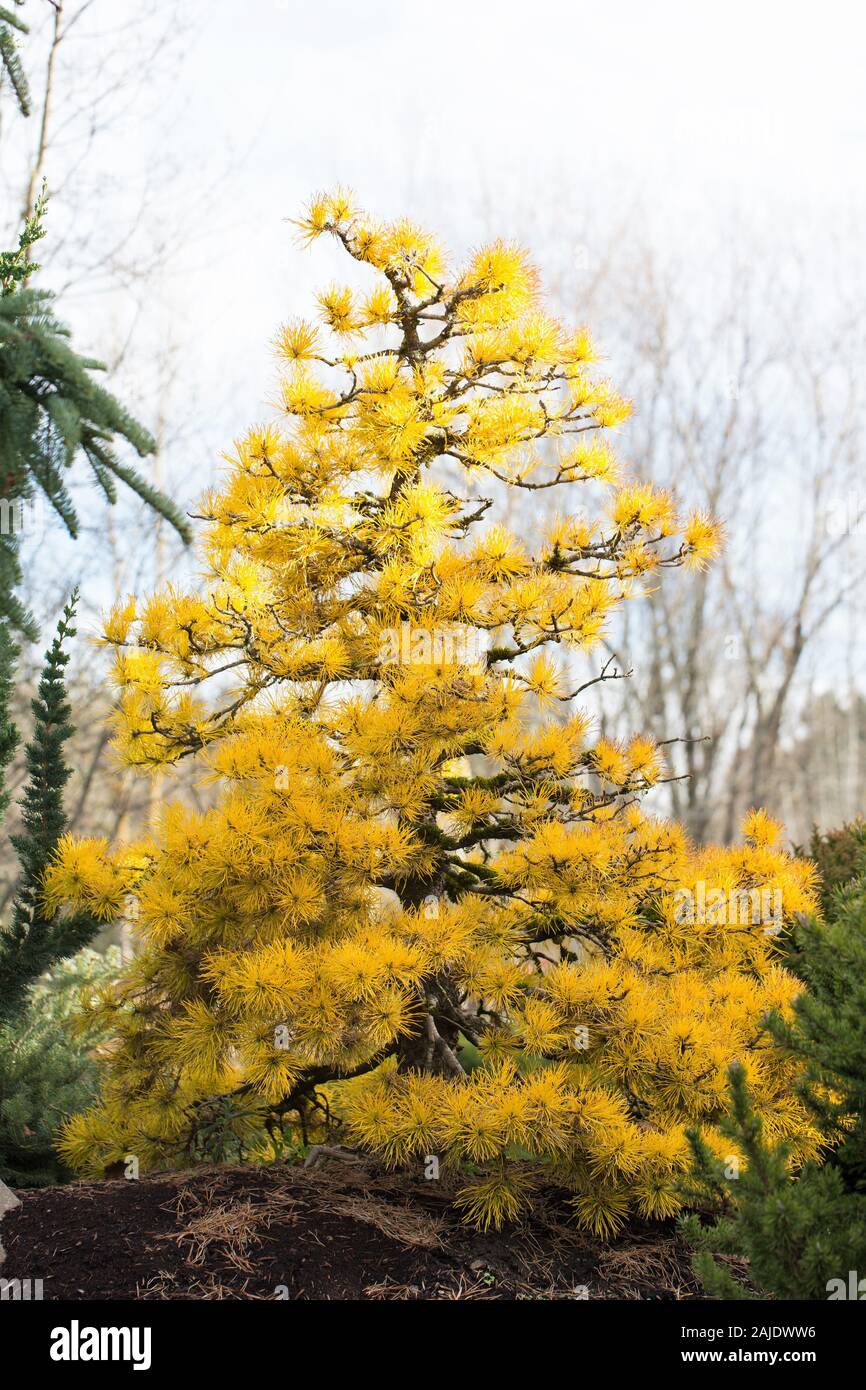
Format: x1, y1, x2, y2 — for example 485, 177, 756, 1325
1, 1150, 707, 1300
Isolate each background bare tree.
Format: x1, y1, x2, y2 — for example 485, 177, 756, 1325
470, 191, 866, 845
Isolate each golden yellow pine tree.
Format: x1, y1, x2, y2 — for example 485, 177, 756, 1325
47, 193, 819, 1233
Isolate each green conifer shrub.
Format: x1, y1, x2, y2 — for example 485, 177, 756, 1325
682, 875, 866, 1299
0, 946, 121, 1186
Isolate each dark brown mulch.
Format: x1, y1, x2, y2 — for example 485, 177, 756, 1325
0, 1151, 705, 1300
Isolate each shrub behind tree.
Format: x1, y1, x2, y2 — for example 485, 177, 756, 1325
682, 873, 866, 1297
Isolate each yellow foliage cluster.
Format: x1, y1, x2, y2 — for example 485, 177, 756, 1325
48, 193, 817, 1233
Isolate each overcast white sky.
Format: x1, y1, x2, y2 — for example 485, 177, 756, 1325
44, 0, 858, 434
167, 0, 866, 393
6, 0, 860, 454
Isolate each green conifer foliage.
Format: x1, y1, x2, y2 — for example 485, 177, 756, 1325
0, 4, 186, 1184
770, 880, 866, 1185
0, 947, 121, 1186
681, 878, 866, 1299
0, 591, 100, 1022
796, 819, 866, 920
0, 3, 30, 117
0, 619, 19, 822
0, 195, 192, 636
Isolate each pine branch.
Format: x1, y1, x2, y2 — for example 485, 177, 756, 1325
0, 285, 192, 545
0, 183, 191, 634
0, 182, 47, 293
0, 3, 30, 117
